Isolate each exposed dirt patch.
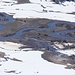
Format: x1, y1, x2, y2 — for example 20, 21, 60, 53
41, 51, 75, 70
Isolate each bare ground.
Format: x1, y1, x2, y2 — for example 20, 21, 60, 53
1, 18, 75, 69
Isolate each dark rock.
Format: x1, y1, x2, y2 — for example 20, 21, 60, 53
17, 0, 30, 4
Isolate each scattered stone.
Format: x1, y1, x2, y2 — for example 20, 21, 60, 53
4, 70, 22, 74
10, 58, 22, 62
0, 52, 6, 58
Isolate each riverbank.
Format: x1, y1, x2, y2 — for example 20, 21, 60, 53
0, 18, 75, 49
0, 13, 75, 75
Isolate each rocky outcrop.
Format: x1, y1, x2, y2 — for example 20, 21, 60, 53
0, 52, 6, 58
41, 51, 69, 65
41, 51, 75, 69
17, 0, 30, 4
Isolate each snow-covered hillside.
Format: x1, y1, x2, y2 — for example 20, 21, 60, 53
0, 41, 75, 75
0, 0, 75, 22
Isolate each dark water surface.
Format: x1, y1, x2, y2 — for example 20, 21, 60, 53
0, 13, 15, 24
0, 25, 6, 30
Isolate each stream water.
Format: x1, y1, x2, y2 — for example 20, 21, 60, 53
0, 13, 15, 24
0, 25, 6, 30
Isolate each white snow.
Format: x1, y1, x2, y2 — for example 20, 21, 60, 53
0, 1, 75, 22
0, 41, 74, 75
0, 47, 75, 75
0, 41, 24, 51
0, 0, 17, 3
58, 49, 75, 56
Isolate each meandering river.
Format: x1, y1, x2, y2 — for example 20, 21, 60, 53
0, 14, 75, 51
